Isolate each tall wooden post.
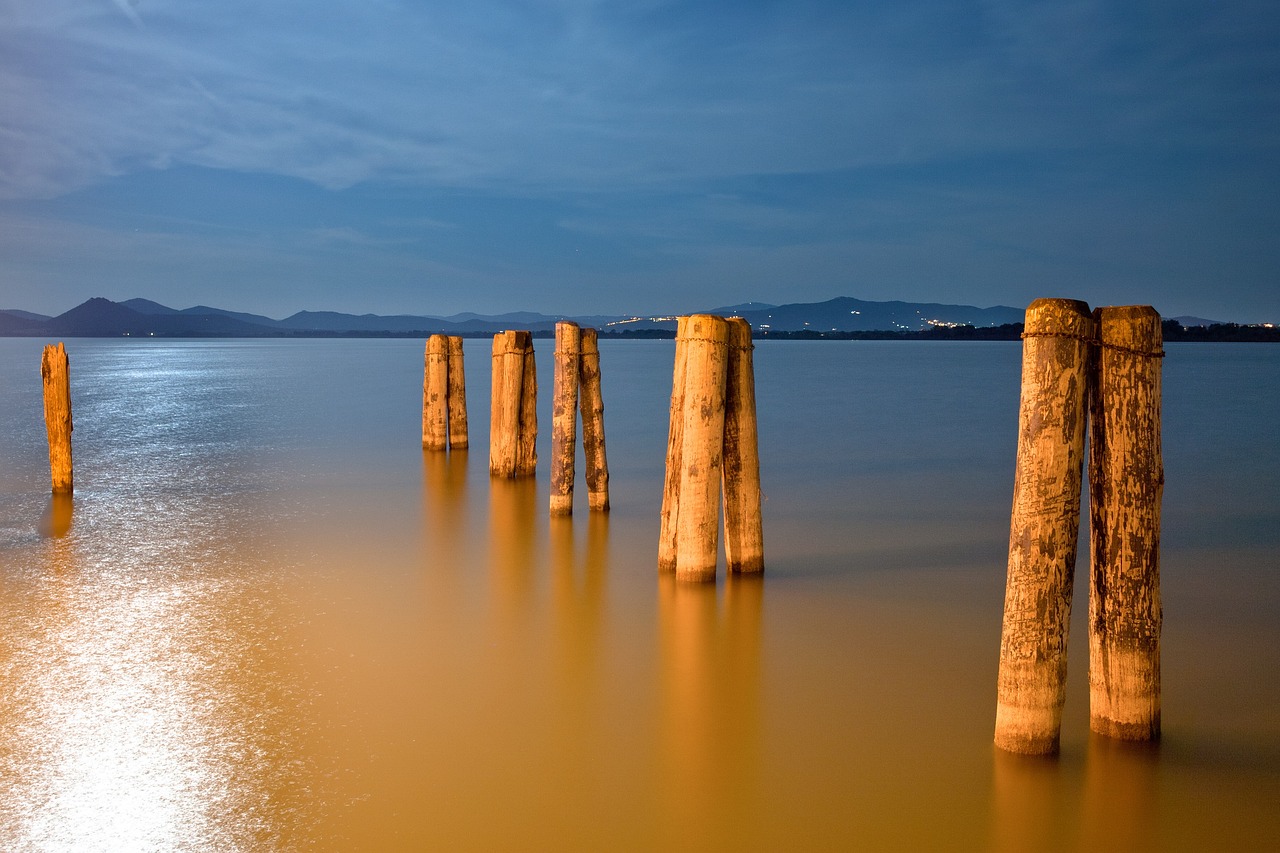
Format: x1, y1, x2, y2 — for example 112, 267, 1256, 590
579, 328, 610, 512
423, 335, 450, 450
658, 317, 691, 572
446, 336, 469, 449
723, 318, 763, 574
516, 334, 538, 476
490, 331, 527, 477
995, 298, 1095, 754
41, 342, 73, 494
550, 322, 581, 515
1089, 305, 1162, 741
674, 315, 730, 583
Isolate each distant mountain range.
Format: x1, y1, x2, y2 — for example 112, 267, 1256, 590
0, 295, 1032, 338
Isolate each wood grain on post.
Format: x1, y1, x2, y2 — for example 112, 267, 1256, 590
423, 335, 450, 450
446, 336, 469, 449
674, 314, 730, 583
995, 298, 1095, 754
579, 328, 610, 512
41, 342, 73, 494
723, 318, 764, 574
658, 317, 691, 572
1089, 305, 1163, 741
489, 331, 525, 477
550, 321, 581, 515
516, 335, 538, 476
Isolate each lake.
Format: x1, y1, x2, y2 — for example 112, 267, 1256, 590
0, 337, 1277, 850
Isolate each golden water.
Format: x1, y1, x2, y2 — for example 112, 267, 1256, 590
0, 339, 1276, 850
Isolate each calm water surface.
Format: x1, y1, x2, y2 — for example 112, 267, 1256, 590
0, 338, 1276, 850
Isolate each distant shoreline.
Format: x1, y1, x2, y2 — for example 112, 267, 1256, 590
1, 321, 1277, 342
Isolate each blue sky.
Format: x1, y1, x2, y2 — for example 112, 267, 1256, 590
1, 0, 1277, 321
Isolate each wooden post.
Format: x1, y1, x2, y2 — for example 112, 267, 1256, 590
446, 336, 469, 449
423, 335, 449, 450
41, 342, 73, 493
516, 334, 538, 476
550, 321, 581, 515
579, 328, 610, 512
658, 317, 691, 572
1089, 305, 1163, 741
723, 318, 763, 574
490, 331, 526, 477
674, 314, 729, 583
995, 298, 1095, 754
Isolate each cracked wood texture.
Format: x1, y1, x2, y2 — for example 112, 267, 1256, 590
490, 331, 531, 477
578, 328, 610, 512
550, 321, 581, 515
723, 318, 764, 574
423, 335, 450, 450
673, 314, 729, 583
1089, 305, 1162, 741
516, 335, 538, 476
995, 298, 1094, 754
446, 336, 469, 449
41, 342, 73, 493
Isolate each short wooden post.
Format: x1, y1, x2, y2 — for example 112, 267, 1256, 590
658, 317, 691, 572
550, 321, 581, 515
578, 328, 610, 512
490, 331, 527, 477
516, 334, 538, 476
423, 335, 450, 450
1088, 305, 1162, 741
446, 336, 469, 449
995, 298, 1095, 754
41, 342, 73, 493
723, 318, 763, 574
674, 314, 729, 583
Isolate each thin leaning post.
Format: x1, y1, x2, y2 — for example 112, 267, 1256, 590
423, 334, 450, 450
516, 333, 538, 476
1089, 305, 1163, 742
446, 336, 469, 449
578, 328, 610, 512
490, 330, 536, 478
995, 298, 1095, 755
723, 318, 764, 574
658, 316, 692, 573
41, 342, 73, 493
550, 321, 582, 515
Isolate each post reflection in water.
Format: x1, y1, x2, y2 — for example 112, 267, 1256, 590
1080, 732, 1159, 851
39, 493, 75, 540
420, 449, 471, 590
658, 572, 764, 846
991, 747, 1071, 852
488, 476, 539, 624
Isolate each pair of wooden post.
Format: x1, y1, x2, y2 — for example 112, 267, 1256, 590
41, 342, 73, 493
995, 299, 1163, 754
422, 335, 469, 451
549, 321, 610, 515
489, 331, 537, 477
658, 315, 764, 582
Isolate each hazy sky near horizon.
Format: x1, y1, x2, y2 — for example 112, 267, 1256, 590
1, 1, 1277, 321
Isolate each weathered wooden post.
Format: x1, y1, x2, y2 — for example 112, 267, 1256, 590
423, 334, 450, 450
723, 318, 763, 574
674, 314, 730, 583
490, 330, 536, 477
550, 321, 582, 515
490, 331, 525, 477
658, 317, 691, 572
995, 298, 1095, 754
446, 336, 469, 449
516, 334, 538, 476
41, 342, 73, 493
578, 328, 610, 512
1088, 305, 1162, 742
